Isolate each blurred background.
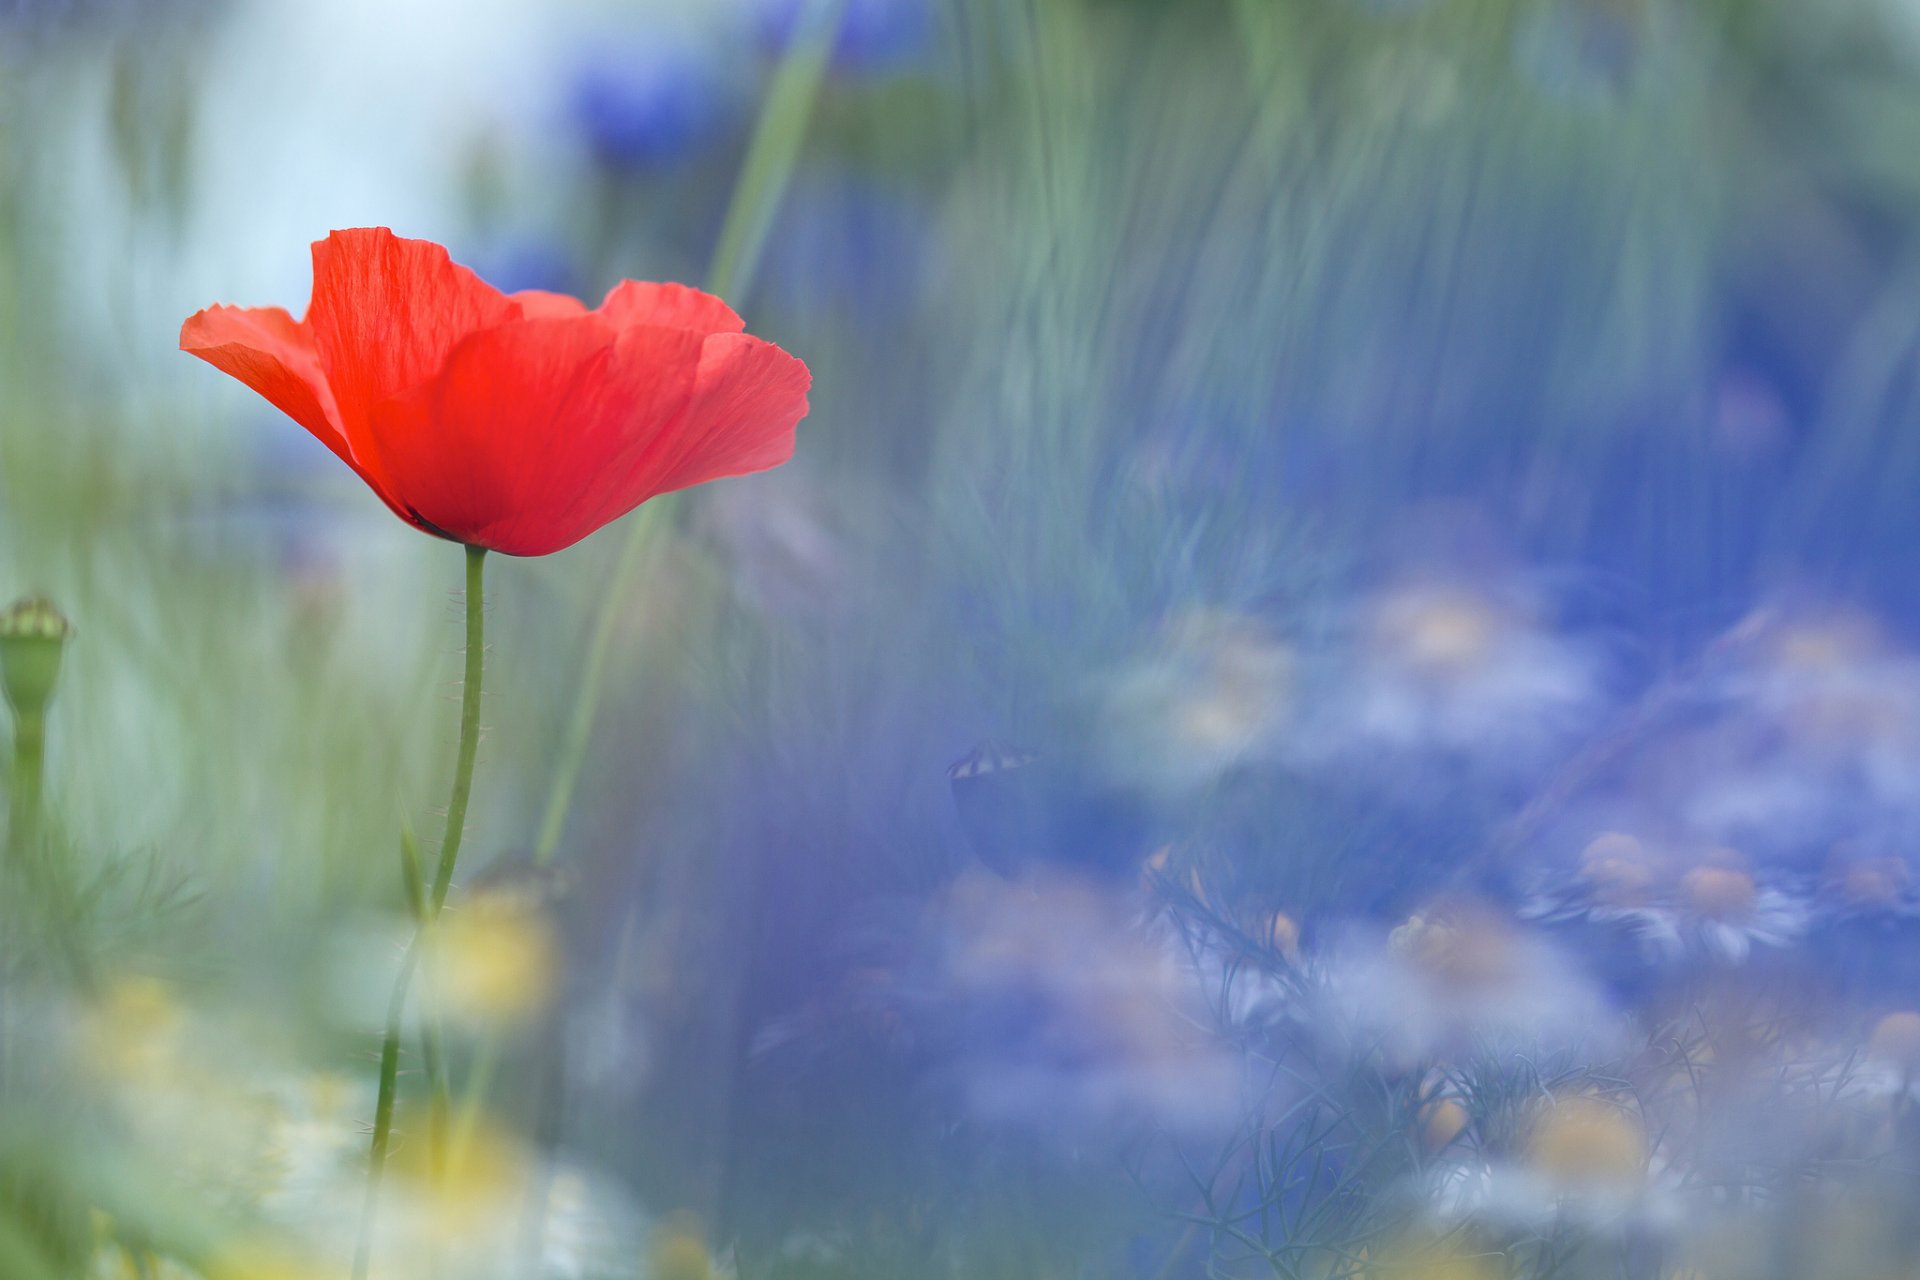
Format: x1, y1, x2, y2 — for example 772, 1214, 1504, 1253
8, 0, 1920, 1276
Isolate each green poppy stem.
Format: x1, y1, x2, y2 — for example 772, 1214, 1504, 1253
352, 939, 417, 1280
0, 599, 90, 991
354, 544, 486, 1280
530, 0, 845, 868
5, 709, 42, 870
0, 706, 38, 1097
1, 596, 68, 877
433, 545, 489, 910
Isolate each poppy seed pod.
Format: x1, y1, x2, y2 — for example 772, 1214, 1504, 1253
0, 595, 72, 722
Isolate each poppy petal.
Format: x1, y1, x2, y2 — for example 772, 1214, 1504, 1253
364, 317, 706, 555
305, 228, 517, 444
179, 304, 420, 523
180, 305, 343, 453
512, 289, 590, 320
181, 231, 810, 555
598, 280, 745, 335
645, 333, 812, 496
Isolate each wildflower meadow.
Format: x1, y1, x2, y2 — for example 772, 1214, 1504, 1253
6, 2, 1920, 1278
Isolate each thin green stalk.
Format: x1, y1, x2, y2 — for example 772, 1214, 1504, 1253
705, 0, 847, 305
0, 708, 34, 1097
423, 547, 488, 1189
353, 940, 418, 1280
433, 546, 489, 910
529, 505, 655, 865
5, 710, 90, 988
353, 545, 487, 1280
6, 710, 42, 869
530, 0, 844, 868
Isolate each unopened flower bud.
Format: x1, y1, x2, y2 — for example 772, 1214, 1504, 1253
0, 595, 72, 721
1417, 1096, 1471, 1152
1263, 911, 1301, 962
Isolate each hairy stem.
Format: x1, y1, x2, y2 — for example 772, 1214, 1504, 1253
353, 544, 487, 1280
433, 546, 488, 910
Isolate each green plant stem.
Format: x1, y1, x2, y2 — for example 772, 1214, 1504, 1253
530, 0, 844, 869
529, 505, 654, 866
2, 712, 37, 1098
434, 546, 488, 909
6, 710, 42, 869
353, 940, 418, 1280
0, 708, 35, 1098
353, 545, 487, 1280
5, 711, 88, 988
704, 0, 847, 307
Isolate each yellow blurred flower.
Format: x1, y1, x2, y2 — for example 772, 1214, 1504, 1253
1352, 1238, 1502, 1280
80, 975, 185, 1081
1390, 902, 1514, 990
1373, 587, 1505, 678
205, 1239, 331, 1280
649, 1213, 713, 1280
386, 1114, 533, 1242
426, 888, 558, 1027
1166, 611, 1293, 756
1096, 609, 1292, 797
1759, 612, 1909, 742
1829, 852, 1909, 907
1527, 1097, 1647, 1191
1771, 612, 1884, 672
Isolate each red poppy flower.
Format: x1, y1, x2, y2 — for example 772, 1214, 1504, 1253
180, 228, 811, 556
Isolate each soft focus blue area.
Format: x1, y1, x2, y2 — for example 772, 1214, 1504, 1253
751, 0, 935, 72
568, 37, 739, 170
758, 173, 940, 315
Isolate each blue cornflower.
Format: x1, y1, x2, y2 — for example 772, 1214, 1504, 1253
568, 37, 737, 171
751, 0, 935, 74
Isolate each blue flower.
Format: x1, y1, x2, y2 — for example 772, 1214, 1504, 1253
751, 0, 935, 74
567, 37, 737, 171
